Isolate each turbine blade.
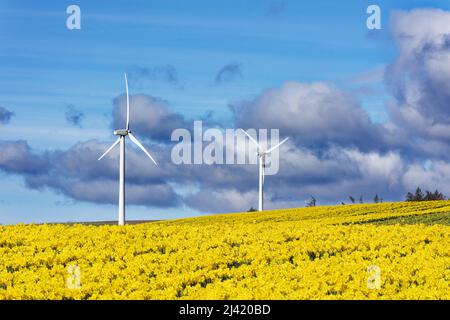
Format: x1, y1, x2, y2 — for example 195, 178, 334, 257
240, 129, 263, 151
124, 73, 130, 130
98, 138, 120, 161
128, 132, 158, 166
266, 137, 289, 154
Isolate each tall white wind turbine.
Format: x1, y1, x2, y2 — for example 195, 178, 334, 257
98, 73, 158, 225
241, 129, 288, 212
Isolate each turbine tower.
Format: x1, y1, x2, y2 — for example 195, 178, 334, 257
98, 73, 158, 225
241, 129, 288, 212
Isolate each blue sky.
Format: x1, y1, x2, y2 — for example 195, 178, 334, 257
2, 0, 450, 224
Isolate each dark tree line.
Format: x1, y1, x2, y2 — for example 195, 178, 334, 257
248, 187, 447, 211
406, 187, 446, 202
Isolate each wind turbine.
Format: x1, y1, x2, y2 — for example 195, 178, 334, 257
240, 129, 288, 212
98, 73, 158, 226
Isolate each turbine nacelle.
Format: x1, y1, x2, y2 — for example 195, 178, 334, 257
114, 129, 129, 136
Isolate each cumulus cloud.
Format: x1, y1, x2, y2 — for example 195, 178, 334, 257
0, 136, 256, 210
214, 63, 243, 85
258, 146, 406, 204
233, 81, 383, 152
182, 144, 411, 211
385, 9, 450, 159
0, 140, 50, 175
402, 161, 450, 192
65, 105, 85, 127
112, 94, 189, 142
0, 139, 180, 208
0, 106, 15, 124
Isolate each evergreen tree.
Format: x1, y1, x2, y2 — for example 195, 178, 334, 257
406, 192, 414, 201
374, 194, 380, 203
424, 190, 445, 201
306, 196, 316, 207
414, 187, 424, 201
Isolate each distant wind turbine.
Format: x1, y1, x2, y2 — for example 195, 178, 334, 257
241, 129, 288, 212
98, 73, 158, 225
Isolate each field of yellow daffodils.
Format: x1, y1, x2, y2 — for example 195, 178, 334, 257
0, 201, 449, 299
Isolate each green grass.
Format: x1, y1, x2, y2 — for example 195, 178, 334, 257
355, 211, 450, 226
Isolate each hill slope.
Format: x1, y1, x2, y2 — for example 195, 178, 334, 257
1, 201, 449, 299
